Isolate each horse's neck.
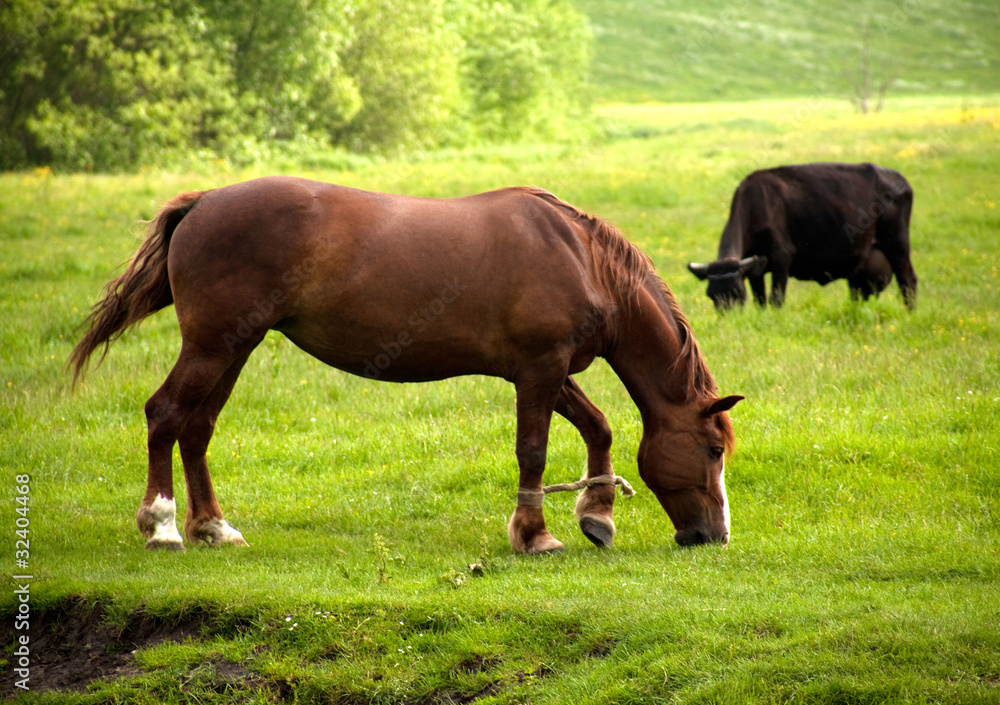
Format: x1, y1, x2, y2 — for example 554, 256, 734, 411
606, 279, 690, 422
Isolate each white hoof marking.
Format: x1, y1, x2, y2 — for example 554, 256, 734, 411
142, 495, 184, 549
202, 519, 247, 546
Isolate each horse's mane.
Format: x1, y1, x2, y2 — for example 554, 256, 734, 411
522, 188, 722, 409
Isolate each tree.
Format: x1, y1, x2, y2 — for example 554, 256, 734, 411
450, 0, 592, 143
1, 0, 242, 170
333, 0, 462, 153
846, 19, 896, 114
0, 0, 593, 171
199, 0, 362, 147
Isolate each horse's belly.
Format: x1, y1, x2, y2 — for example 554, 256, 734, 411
275, 264, 592, 383
278, 322, 505, 383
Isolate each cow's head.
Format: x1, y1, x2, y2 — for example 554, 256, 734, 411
687, 256, 767, 310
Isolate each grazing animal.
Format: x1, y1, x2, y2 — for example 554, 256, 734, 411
688, 162, 918, 310
71, 177, 742, 554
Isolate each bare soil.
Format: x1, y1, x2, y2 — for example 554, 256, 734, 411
2, 597, 541, 702
1, 595, 250, 696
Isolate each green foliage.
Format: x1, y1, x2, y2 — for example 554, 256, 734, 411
333, 0, 462, 153
2, 0, 239, 170
201, 0, 363, 145
0, 0, 592, 171
449, 0, 593, 143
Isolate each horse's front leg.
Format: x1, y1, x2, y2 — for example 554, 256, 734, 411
554, 376, 617, 548
508, 371, 565, 554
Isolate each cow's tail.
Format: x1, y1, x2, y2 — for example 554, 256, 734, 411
69, 191, 203, 386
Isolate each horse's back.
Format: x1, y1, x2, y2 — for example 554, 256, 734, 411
167, 178, 607, 381
173, 177, 582, 273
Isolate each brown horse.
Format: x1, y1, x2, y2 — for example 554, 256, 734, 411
71, 177, 742, 553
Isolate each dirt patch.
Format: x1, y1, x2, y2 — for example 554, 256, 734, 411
454, 654, 502, 675
2, 598, 547, 703
1, 595, 243, 695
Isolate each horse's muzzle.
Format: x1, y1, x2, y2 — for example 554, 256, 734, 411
674, 526, 729, 547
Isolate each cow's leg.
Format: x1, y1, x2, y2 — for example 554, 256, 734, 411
848, 277, 871, 301
508, 366, 566, 554
748, 274, 767, 307
765, 244, 793, 307
139, 345, 235, 550
178, 344, 259, 546
895, 257, 918, 310
769, 268, 789, 308
553, 377, 616, 548
877, 195, 918, 310
882, 237, 918, 310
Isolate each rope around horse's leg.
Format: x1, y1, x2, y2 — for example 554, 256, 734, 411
515, 474, 635, 507
513, 474, 633, 550
543, 473, 635, 497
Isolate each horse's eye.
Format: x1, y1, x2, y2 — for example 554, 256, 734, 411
709, 446, 724, 461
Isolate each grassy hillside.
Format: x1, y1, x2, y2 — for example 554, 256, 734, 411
2, 96, 998, 702
574, 0, 1000, 102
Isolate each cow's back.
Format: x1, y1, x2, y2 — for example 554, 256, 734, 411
758, 164, 887, 281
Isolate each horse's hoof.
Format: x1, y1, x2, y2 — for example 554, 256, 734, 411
526, 536, 565, 555
145, 537, 185, 551
137, 495, 185, 550
208, 534, 248, 547
579, 515, 614, 548
190, 519, 248, 547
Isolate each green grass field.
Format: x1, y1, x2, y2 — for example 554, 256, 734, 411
2, 94, 998, 703
576, 0, 1000, 103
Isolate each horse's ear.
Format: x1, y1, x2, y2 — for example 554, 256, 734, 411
703, 395, 744, 417
688, 262, 710, 280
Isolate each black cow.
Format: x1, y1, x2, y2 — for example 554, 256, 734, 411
688, 162, 918, 310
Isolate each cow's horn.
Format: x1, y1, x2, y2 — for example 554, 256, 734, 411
688, 262, 710, 279
738, 255, 766, 274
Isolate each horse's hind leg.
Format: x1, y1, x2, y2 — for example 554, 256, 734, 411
178, 346, 258, 546
554, 377, 617, 548
137, 344, 247, 550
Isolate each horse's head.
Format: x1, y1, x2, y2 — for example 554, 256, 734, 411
637, 395, 743, 546
687, 257, 766, 310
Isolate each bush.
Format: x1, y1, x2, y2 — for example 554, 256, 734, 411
3, 0, 240, 170
451, 0, 593, 144
0, 0, 592, 171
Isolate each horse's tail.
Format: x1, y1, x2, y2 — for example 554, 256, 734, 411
69, 190, 203, 386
